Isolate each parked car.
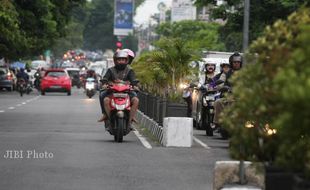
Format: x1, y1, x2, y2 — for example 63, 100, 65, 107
0, 67, 16, 91
65, 68, 81, 88
40, 69, 71, 96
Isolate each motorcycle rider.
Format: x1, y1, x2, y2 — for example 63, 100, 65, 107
204, 62, 218, 89
98, 50, 139, 126
34, 68, 42, 90
16, 68, 30, 83
213, 52, 243, 133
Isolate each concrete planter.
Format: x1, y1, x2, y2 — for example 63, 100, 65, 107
213, 161, 264, 190
166, 102, 187, 117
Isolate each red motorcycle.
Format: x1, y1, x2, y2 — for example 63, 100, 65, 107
104, 80, 137, 142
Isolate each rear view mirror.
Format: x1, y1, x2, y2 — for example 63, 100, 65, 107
132, 79, 139, 86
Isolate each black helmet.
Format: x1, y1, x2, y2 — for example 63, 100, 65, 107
229, 52, 243, 68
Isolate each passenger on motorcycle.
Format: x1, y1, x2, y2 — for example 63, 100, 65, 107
122, 49, 135, 65
214, 62, 232, 91
213, 52, 243, 133
98, 50, 139, 125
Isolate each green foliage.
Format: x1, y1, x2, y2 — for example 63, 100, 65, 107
0, 0, 85, 59
83, 0, 144, 51
221, 8, 310, 178
83, 0, 117, 51
51, 3, 89, 57
0, 0, 28, 59
133, 37, 200, 96
194, 0, 308, 51
156, 20, 225, 51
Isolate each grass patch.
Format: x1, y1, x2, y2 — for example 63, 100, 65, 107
135, 124, 161, 146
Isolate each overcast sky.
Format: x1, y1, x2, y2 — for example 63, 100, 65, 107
134, 0, 172, 25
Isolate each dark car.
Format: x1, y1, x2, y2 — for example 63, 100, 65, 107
0, 67, 16, 91
65, 68, 81, 88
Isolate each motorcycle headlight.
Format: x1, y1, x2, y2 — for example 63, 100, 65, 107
115, 104, 126, 110
86, 83, 94, 89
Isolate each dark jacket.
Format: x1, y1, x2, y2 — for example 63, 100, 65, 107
16, 71, 29, 82
101, 66, 136, 85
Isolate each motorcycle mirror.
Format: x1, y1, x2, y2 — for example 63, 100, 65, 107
132, 79, 139, 86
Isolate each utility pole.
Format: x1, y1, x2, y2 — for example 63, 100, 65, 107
240, 0, 250, 185
243, 0, 250, 52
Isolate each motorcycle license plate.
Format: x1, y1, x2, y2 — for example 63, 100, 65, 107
113, 93, 127, 98
50, 85, 61, 89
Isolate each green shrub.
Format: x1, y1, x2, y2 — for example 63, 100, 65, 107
221, 7, 310, 178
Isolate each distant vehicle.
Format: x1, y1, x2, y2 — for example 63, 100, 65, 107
40, 69, 72, 96
0, 67, 16, 91
17, 78, 32, 96
31, 60, 48, 70
85, 77, 96, 98
60, 61, 75, 68
88, 61, 107, 78
65, 68, 81, 88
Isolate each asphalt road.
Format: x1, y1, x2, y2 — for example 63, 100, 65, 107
0, 88, 230, 190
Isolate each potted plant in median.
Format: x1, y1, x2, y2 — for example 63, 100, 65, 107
220, 7, 310, 190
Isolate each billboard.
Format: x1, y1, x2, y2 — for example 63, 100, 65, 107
171, 0, 196, 22
114, 0, 134, 36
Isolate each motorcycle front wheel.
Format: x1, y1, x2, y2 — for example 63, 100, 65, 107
114, 118, 125, 143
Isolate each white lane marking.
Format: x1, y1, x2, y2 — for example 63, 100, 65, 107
0, 110, 4, 113
8, 107, 15, 110
133, 129, 152, 149
193, 137, 210, 149
17, 104, 22, 106
22, 102, 26, 104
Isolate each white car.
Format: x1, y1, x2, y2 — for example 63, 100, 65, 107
31, 60, 49, 70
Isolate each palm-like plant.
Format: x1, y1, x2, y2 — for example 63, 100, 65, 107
151, 37, 199, 91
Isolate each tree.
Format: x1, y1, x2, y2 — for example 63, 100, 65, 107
0, 0, 28, 60
132, 51, 168, 94
221, 7, 310, 178
194, 0, 309, 51
0, 0, 85, 59
83, 0, 145, 51
83, 0, 116, 51
156, 20, 225, 51
133, 37, 199, 96
51, 2, 89, 57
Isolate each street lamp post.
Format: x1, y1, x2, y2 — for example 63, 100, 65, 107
240, 0, 250, 185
